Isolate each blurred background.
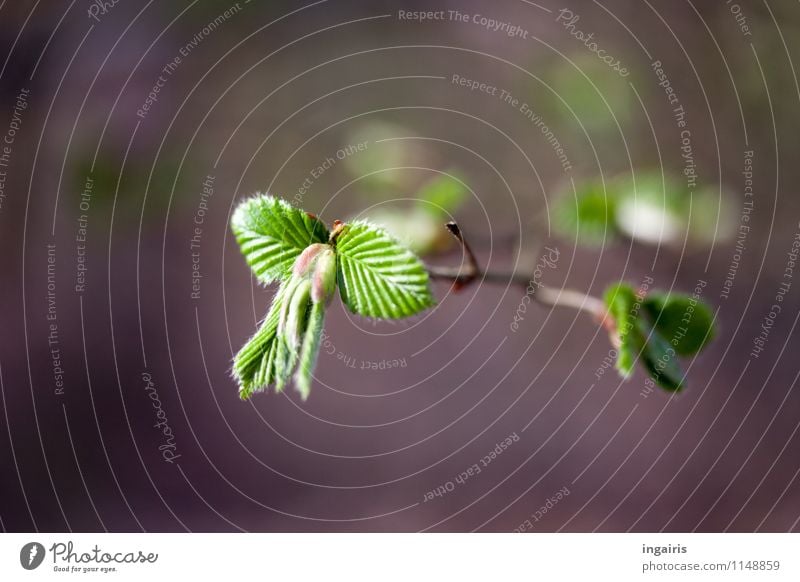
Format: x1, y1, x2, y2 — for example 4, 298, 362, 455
1, 0, 799, 532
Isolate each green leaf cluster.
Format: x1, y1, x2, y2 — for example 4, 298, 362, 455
232, 195, 435, 399
603, 283, 715, 391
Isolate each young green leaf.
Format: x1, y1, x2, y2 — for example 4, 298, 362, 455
636, 318, 685, 391
231, 195, 329, 284
603, 282, 690, 392
274, 277, 312, 391
232, 281, 291, 399
335, 222, 435, 319
603, 283, 639, 377
642, 292, 715, 356
294, 302, 326, 400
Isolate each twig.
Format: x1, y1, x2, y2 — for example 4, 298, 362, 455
426, 222, 607, 321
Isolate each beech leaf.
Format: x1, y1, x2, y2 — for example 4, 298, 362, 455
336, 222, 435, 319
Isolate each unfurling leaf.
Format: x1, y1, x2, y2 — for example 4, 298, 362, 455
292, 243, 337, 304
636, 318, 684, 391
231, 195, 329, 284
294, 302, 325, 400
233, 281, 291, 399
602, 282, 716, 392
275, 277, 312, 390
270, 245, 336, 396
642, 292, 715, 356
336, 221, 435, 319
603, 283, 639, 377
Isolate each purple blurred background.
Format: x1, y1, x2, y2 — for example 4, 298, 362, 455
1, 0, 799, 532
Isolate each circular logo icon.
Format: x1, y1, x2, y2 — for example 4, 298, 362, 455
19, 542, 45, 570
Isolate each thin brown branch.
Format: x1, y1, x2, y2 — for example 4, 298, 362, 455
426, 222, 607, 320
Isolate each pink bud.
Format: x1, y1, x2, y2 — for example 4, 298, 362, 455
310, 248, 336, 304
292, 243, 328, 278
291, 244, 336, 305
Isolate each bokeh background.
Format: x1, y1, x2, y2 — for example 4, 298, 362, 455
1, 0, 799, 532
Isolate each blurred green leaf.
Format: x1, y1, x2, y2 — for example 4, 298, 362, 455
360, 206, 443, 255
643, 292, 715, 356
359, 171, 469, 256
343, 121, 413, 192
603, 282, 699, 392
613, 174, 686, 245
550, 53, 636, 133
554, 181, 619, 244
636, 318, 685, 391
687, 187, 737, 245
603, 283, 638, 377
416, 171, 468, 216
554, 173, 736, 249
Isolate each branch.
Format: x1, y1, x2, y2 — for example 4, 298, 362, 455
426, 222, 607, 321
